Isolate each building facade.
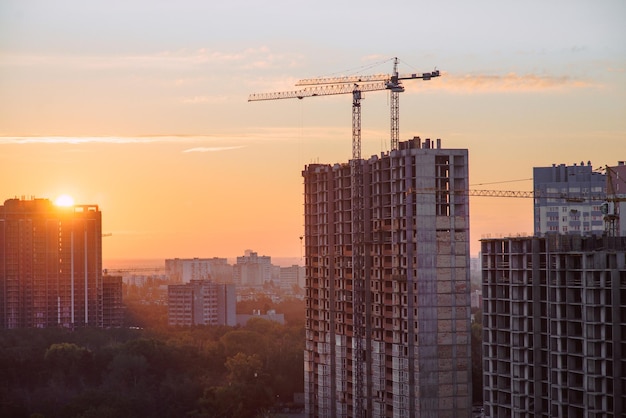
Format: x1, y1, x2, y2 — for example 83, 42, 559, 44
0, 198, 103, 329
533, 163, 606, 236
481, 234, 625, 417
102, 275, 124, 328
165, 257, 233, 283
303, 138, 471, 418
167, 280, 236, 326
233, 250, 272, 287
279, 264, 306, 290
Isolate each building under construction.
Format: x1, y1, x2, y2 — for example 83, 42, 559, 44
303, 137, 471, 417
481, 234, 626, 417
0, 197, 103, 329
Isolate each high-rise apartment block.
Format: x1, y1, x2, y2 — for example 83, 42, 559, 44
481, 234, 625, 417
533, 163, 606, 236
165, 257, 233, 283
168, 280, 236, 326
279, 264, 306, 290
234, 250, 272, 287
303, 138, 471, 417
0, 198, 103, 329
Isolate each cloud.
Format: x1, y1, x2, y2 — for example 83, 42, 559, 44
414, 72, 595, 93
0, 46, 303, 73
0, 136, 162, 145
182, 146, 245, 153
0, 136, 240, 145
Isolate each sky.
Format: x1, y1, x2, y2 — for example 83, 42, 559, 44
1, 0, 625, 263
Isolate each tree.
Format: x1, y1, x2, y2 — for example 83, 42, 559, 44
44, 342, 93, 387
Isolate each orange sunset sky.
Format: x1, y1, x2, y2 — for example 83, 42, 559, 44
1, 1, 625, 263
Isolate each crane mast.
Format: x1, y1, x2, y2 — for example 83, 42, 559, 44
351, 87, 365, 416
390, 57, 401, 150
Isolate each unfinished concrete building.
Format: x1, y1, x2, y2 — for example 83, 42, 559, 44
0, 198, 103, 329
303, 138, 471, 418
481, 234, 626, 417
102, 275, 124, 328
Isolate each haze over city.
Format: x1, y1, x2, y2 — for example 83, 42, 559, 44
1, 0, 624, 262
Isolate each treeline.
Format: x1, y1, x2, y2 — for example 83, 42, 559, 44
0, 317, 304, 418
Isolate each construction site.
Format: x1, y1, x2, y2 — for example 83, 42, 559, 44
249, 56, 626, 417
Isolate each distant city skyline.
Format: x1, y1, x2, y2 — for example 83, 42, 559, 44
1, 1, 624, 260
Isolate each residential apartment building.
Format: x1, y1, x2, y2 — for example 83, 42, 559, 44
165, 257, 233, 283
279, 264, 306, 289
167, 280, 236, 326
303, 138, 471, 417
481, 234, 625, 417
0, 197, 103, 329
233, 250, 272, 287
533, 162, 606, 236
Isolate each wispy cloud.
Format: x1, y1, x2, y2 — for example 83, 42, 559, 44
413, 72, 595, 93
0, 135, 240, 145
0, 136, 164, 145
0, 46, 302, 72
182, 146, 245, 153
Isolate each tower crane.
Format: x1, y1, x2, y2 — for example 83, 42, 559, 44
600, 164, 626, 236
249, 59, 439, 418
249, 57, 439, 158
293, 57, 439, 151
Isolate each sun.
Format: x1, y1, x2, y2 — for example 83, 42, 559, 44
54, 194, 75, 207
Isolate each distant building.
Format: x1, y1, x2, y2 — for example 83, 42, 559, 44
233, 250, 272, 287
0, 197, 103, 329
533, 162, 606, 236
102, 275, 124, 328
165, 257, 233, 283
167, 280, 236, 326
236, 309, 285, 326
481, 234, 626, 417
279, 265, 305, 289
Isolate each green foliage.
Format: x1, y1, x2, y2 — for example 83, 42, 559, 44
0, 320, 304, 418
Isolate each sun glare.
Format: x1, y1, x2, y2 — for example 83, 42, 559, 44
54, 194, 75, 207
